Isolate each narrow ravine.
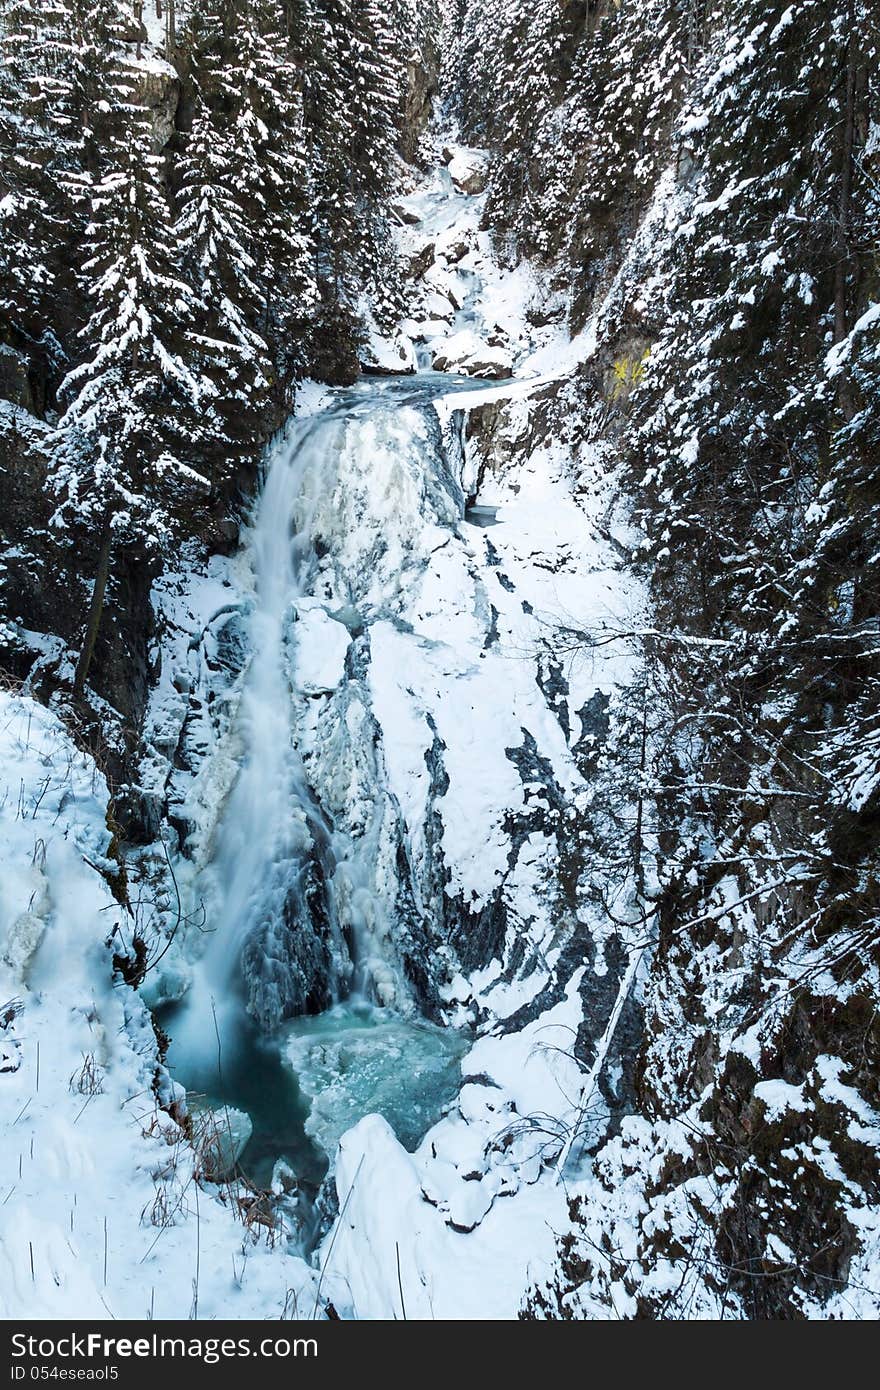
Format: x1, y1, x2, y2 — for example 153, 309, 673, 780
131, 138, 646, 1314
1, 0, 873, 1323
141, 128, 644, 1295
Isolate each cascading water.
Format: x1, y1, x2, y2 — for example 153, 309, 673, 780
161, 417, 349, 1087
161, 377, 478, 1198
204, 415, 351, 1028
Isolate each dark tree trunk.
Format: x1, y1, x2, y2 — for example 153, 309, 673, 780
73, 524, 112, 699
833, 4, 856, 423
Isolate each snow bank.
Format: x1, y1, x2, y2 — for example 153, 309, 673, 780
0, 692, 317, 1320
322, 1114, 566, 1319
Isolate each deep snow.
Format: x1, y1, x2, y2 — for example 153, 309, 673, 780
0, 692, 318, 1319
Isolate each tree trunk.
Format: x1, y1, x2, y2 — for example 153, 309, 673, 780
633, 695, 648, 897
73, 524, 112, 699
833, 2, 857, 423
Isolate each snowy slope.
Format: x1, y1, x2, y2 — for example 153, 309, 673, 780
0, 691, 318, 1320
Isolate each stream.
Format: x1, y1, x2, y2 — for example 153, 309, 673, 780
159, 373, 486, 1208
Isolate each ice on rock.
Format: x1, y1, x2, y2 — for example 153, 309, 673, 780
293, 602, 351, 695
140, 954, 191, 1010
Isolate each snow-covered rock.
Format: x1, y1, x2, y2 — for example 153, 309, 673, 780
319, 1114, 567, 1319
432, 329, 513, 378
358, 302, 417, 375
435, 227, 472, 265
443, 145, 490, 196
293, 602, 351, 695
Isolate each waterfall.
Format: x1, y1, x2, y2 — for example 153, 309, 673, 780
200, 375, 478, 1035
163, 376, 481, 1180
167, 413, 352, 1073
204, 415, 351, 1030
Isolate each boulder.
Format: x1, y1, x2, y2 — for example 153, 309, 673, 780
391, 202, 422, 226
432, 329, 513, 379
526, 295, 566, 328
437, 235, 470, 265
407, 242, 436, 279
448, 151, 489, 196
422, 289, 456, 324
359, 330, 417, 376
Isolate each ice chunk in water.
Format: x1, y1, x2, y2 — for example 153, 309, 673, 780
282, 1002, 469, 1159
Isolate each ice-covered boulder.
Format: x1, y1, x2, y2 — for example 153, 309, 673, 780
442, 145, 490, 195
432, 329, 513, 379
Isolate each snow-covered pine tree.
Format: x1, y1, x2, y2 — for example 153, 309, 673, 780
0, 0, 81, 371
230, 0, 317, 399
0, 0, 153, 390
349, 0, 402, 202
589, 1, 880, 1311
300, 0, 368, 377
307, 0, 359, 290
50, 3, 205, 696
349, 0, 408, 326
177, 0, 274, 446
452, 0, 574, 256
631, 0, 869, 637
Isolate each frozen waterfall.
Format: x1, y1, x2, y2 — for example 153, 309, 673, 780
162, 376, 481, 1188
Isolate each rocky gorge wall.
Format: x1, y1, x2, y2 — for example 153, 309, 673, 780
443, 0, 880, 1318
